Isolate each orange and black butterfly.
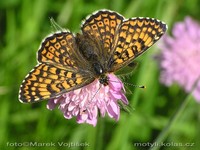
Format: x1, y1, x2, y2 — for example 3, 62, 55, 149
19, 9, 167, 103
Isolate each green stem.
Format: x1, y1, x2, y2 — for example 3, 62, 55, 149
150, 77, 200, 150
95, 117, 105, 150
50, 17, 64, 31
150, 91, 193, 150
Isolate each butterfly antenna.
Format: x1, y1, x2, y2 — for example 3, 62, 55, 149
123, 82, 146, 89
109, 80, 146, 89
91, 84, 102, 102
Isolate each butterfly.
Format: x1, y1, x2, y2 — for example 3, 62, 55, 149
19, 9, 167, 103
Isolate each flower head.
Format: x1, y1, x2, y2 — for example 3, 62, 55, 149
159, 16, 200, 102
47, 74, 128, 126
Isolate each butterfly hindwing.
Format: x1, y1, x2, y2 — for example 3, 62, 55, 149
81, 10, 124, 54
37, 31, 87, 69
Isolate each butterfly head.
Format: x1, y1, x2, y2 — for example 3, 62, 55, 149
99, 74, 109, 86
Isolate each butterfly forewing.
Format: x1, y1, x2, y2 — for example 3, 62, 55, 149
19, 63, 94, 103
108, 17, 167, 71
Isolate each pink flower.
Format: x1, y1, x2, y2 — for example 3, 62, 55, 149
159, 16, 200, 102
47, 74, 128, 126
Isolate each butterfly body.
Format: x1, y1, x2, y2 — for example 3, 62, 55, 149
76, 33, 109, 86
76, 33, 107, 77
19, 10, 167, 103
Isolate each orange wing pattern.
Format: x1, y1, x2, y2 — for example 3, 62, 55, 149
81, 10, 124, 54
19, 32, 94, 103
37, 31, 88, 69
19, 63, 94, 103
108, 17, 167, 71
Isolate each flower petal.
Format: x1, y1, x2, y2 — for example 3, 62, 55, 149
107, 101, 120, 120
46, 73, 128, 126
158, 16, 200, 103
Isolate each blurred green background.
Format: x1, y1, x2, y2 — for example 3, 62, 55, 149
0, 0, 200, 149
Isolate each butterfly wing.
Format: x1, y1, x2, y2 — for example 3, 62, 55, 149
108, 17, 167, 72
81, 9, 124, 55
81, 11, 167, 72
19, 32, 94, 103
19, 63, 94, 103
37, 31, 90, 70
